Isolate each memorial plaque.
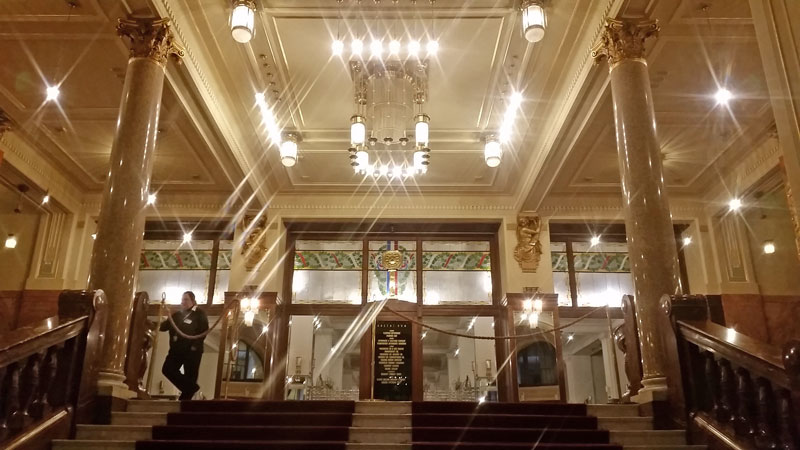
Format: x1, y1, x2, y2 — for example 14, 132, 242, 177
373, 321, 412, 401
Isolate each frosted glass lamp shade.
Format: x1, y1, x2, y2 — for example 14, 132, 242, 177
280, 138, 298, 167
350, 116, 366, 146
484, 138, 502, 167
230, 1, 256, 43
415, 115, 430, 147
522, 2, 546, 43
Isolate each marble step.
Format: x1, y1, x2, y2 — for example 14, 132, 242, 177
352, 413, 412, 428
76, 425, 151, 441
126, 400, 180, 413
349, 426, 412, 444
626, 446, 706, 450
587, 404, 641, 418
597, 416, 653, 430
347, 444, 411, 450
52, 440, 135, 450
355, 401, 412, 415
111, 411, 168, 426
610, 430, 687, 446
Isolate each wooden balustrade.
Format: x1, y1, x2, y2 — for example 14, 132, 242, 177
662, 294, 799, 449
0, 290, 107, 449
125, 292, 153, 399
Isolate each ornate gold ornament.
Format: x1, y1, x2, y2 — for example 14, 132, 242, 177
591, 18, 659, 68
513, 214, 542, 272
0, 109, 11, 136
241, 215, 268, 271
382, 250, 403, 271
779, 160, 800, 263
117, 18, 184, 66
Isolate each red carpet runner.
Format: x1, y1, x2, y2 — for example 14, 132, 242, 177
134, 400, 623, 449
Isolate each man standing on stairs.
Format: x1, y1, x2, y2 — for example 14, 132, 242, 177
160, 291, 209, 400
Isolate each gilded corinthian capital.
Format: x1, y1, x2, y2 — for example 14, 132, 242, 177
591, 18, 659, 68
117, 18, 184, 66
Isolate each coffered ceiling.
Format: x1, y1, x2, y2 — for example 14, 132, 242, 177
0, 0, 778, 212
0, 0, 243, 196
525, 0, 774, 209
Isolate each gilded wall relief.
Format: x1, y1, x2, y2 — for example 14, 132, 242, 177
241, 215, 268, 271
514, 214, 542, 272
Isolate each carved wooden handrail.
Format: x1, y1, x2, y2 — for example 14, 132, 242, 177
0, 290, 107, 447
663, 294, 799, 449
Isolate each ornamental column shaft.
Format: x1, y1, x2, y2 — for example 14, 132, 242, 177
592, 19, 682, 397
89, 18, 181, 395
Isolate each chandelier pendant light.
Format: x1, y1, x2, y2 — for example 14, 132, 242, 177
484, 136, 502, 168
230, 0, 256, 43
280, 134, 299, 167
348, 59, 431, 179
521, 0, 546, 43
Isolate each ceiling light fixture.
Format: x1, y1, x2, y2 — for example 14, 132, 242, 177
255, 92, 283, 148
408, 39, 420, 58
370, 39, 383, 58
42, 192, 50, 205
590, 235, 601, 246
389, 39, 401, 55
332, 39, 344, 56
146, 193, 157, 206
348, 56, 431, 179
729, 198, 742, 211
45, 85, 60, 102
498, 91, 524, 144
521, 1, 547, 43
183, 231, 193, 244
682, 236, 692, 246
763, 240, 776, 254
280, 134, 299, 167
230, 0, 256, 43
426, 39, 439, 56
5, 234, 17, 249
91, 233, 97, 240
484, 135, 502, 168
351, 38, 363, 57
715, 87, 733, 106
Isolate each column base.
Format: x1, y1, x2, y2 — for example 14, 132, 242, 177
631, 376, 668, 403
97, 371, 137, 399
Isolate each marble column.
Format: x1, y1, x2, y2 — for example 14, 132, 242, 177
89, 18, 181, 397
592, 19, 682, 397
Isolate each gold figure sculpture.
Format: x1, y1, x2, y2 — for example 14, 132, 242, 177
241, 215, 268, 271
514, 214, 542, 272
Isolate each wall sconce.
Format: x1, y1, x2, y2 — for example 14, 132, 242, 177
521, 297, 543, 328
240, 297, 259, 327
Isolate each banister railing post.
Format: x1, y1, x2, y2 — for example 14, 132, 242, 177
659, 294, 711, 430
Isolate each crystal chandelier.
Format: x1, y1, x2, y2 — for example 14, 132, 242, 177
345, 54, 431, 179
521, 1, 546, 43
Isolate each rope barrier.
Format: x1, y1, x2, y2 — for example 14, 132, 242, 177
382, 304, 607, 340
159, 293, 237, 340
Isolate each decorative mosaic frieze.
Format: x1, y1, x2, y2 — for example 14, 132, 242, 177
140, 250, 232, 270
294, 251, 363, 270
368, 251, 416, 270
422, 252, 491, 271
551, 252, 630, 273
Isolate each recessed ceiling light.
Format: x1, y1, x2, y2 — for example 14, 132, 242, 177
183, 231, 193, 243
408, 40, 420, 58
715, 87, 733, 105
5, 234, 17, 249
426, 39, 439, 56
331, 39, 344, 56
389, 39, 401, 55
146, 193, 157, 206
590, 235, 601, 246
45, 85, 60, 102
729, 198, 742, 211
682, 236, 692, 246
763, 241, 776, 254
370, 39, 382, 58
351, 38, 363, 57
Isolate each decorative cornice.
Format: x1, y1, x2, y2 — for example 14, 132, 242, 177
0, 109, 11, 135
591, 18, 659, 68
117, 18, 183, 67
269, 203, 516, 211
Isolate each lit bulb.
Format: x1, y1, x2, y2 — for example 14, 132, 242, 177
426, 39, 439, 56
331, 39, 344, 56
533, 299, 543, 312
351, 38, 363, 57
5, 234, 17, 249
763, 241, 776, 254
510, 91, 523, 109
379, 165, 389, 177
590, 235, 601, 246
389, 39, 401, 55
45, 85, 60, 102
41, 194, 50, 205
240, 297, 251, 310
523, 299, 532, 311
370, 39, 382, 58
392, 166, 402, 179
244, 310, 255, 327
528, 312, 539, 328
254, 92, 266, 105
183, 231, 193, 243
715, 88, 733, 105
682, 236, 692, 246
408, 40, 420, 58
146, 193, 157, 206
91, 233, 97, 240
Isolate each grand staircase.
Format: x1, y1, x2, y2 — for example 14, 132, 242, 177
52, 400, 706, 450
